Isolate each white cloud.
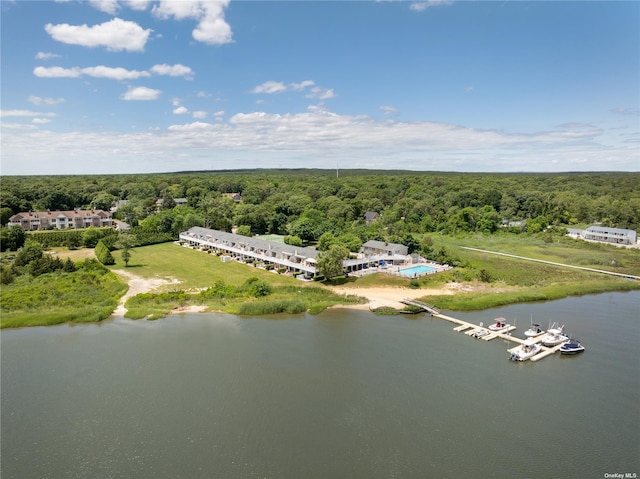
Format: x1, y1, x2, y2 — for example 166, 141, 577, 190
214, 110, 225, 116
172, 98, 182, 107
192, 110, 208, 119
306, 87, 336, 100
464, 86, 474, 93
152, 0, 232, 45
34, 64, 191, 80
45, 18, 152, 52
34, 66, 82, 78
379, 105, 398, 115
252, 80, 324, 97
3, 106, 636, 174
121, 86, 161, 101
149, 63, 194, 79
173, 106, 189, 115
81, 66, 151, 80
35, 51, 61, 60
32, 118, 53, 124
252, 81, 287, 94
0, 110, 57, 118
410, 0, 454, 12
89, 0, 120, 14
168, 121, 215, 131
123, 0, 152, 10
28, 96, 65, 106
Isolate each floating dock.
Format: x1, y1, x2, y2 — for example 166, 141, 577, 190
401, 299, 567, 362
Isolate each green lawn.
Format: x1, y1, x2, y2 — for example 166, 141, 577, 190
108, 243, 302, 290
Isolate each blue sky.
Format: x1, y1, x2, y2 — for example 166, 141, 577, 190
1, 0, 638, 175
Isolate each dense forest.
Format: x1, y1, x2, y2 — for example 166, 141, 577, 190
2, 170, 639, 247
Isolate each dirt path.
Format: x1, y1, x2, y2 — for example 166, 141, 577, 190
111, 270, 179, 317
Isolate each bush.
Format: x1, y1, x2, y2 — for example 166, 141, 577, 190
95, 240, 115, 265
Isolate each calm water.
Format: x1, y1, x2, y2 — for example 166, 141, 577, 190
2, 292, 639, 479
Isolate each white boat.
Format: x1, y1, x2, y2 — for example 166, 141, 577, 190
471, 328, 489, 339
560, 338, 585, 355
509, 338, 541, 361
488, 317, 510, 331
524, 322, 544, 337
540, 323, 568, 347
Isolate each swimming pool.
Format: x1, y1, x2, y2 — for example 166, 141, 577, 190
397, 265, 437, 277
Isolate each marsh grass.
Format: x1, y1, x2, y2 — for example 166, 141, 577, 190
123, 284, 365, 319
0, 268, 126, 328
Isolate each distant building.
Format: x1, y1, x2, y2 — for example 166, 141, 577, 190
110, 199, 129, 213
360, 240, 408, 257
8, 210, 112, 231
583, 226, 637, 245
156, 197, 188, 209
223, 193, 242, 202
364, 211, 380, 224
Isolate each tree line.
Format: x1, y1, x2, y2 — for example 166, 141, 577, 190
1, 170, 638, 246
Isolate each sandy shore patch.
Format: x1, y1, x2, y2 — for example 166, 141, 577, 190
111, 270, 179, 317
328, 284, 459, 310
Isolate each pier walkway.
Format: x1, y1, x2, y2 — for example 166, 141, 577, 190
402, 299, 566, 362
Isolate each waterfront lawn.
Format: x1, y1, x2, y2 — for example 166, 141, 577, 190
0, 267, 127, 329
108, 243, 365, 319
109, 242, 301, 290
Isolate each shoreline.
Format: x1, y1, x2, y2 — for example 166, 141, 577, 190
110, 269, 491, 317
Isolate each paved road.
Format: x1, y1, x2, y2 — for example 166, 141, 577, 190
460, 247, 640, 281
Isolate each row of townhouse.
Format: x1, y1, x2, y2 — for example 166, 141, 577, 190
567, 226, 638, 246
179, 227, 411, 279
8, 210, 113, 231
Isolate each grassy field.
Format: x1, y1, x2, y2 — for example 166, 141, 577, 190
108, 243, 303, 290
408, 233, 640, 310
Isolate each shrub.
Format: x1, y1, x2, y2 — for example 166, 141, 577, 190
95, 240, 115, 265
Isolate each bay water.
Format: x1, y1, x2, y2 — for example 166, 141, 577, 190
2, 291, 638, 478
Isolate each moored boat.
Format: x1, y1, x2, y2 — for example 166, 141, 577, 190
489, 317, 510, 331
509, 338, 541, 361
471, 328, 489, 339
560, 338, 585, 355
524, 322, 544, 337
540, 323, 568, 347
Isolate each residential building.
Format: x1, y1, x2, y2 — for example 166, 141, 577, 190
155, 197, 188, 210
582, 226, 637, 245
179, 227, 415, 278
8, 210, 113, 231
364, 211, 380, 224
360, 240, 408, 257
223, 193, 242, 202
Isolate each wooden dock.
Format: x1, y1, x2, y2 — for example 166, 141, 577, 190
403, 299, 566, 362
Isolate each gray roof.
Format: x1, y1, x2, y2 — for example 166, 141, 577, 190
184, 227, 319, 259
362, 240, 405, 251
586, 226, 636, 235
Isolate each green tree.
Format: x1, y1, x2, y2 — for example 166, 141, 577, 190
15, 242, 43, 267
0, 207, 13, 226
7, 225, 26, 251
82, 228, 105, 248
317, 244, 349, 281
90, 192, 117, 211
284, 235, 303, 247
317, 232, 336, 251
236, 225, 252, 237
116, 234, 137, 267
